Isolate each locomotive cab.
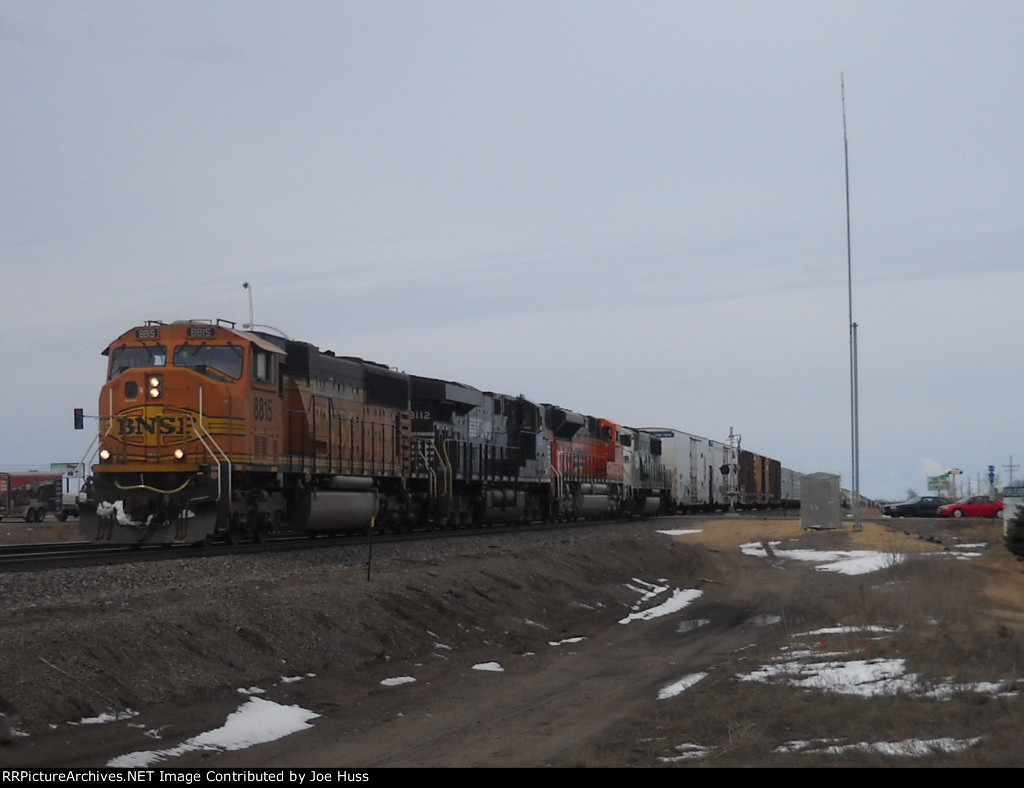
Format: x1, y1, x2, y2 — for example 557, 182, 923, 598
80, 320, 286, 544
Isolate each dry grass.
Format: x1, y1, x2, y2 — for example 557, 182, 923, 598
633, 513, 1024, 767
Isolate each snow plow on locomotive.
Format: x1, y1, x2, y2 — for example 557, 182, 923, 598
78, 319, 800, 546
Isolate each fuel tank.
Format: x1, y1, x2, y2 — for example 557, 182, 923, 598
290, 478, 378, 532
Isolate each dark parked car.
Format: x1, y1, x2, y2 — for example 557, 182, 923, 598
881, 495, 952, 517
937, 496, 1004, 519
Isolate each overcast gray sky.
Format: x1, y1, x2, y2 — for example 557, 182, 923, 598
2, 1, 1021, 501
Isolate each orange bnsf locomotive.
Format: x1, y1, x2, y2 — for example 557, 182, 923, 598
79, 319, 673, 545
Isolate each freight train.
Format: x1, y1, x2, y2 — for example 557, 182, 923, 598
77, 319, 800, 545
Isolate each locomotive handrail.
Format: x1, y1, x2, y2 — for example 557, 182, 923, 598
103, 390, 114, 440
95, 390, 115, 462
114, 475, 193, 495
438, 439, 453, 499
551, 463, 563, 501
187, 415, 230, 503
78, 433, 100, 478
415, 442, 438, 499
194, 387, 231, 504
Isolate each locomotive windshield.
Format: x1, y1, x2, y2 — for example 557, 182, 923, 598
173, 343, 245, 381
108, 345, 167, 379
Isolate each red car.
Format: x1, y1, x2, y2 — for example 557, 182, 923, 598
937, 496, 1004, 519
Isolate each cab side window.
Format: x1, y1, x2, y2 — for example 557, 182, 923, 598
253, 349, 277, 385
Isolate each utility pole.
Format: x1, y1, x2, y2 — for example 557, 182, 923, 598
1004, 456, 1019, 487
842, 75, 862, 532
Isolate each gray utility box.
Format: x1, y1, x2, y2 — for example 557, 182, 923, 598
801, 472, 842, 530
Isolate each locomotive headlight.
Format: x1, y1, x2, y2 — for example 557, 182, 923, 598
98, 447, 111, 461
173, 448, 186, 460
148, 375, 162, 399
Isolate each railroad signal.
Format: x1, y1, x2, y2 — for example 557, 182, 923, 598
73, 408, 84, 430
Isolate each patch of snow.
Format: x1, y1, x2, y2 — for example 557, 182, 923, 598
741, 541, 903, 575
619, 588, 703, 624
657, 672, 708, 700
279, 674, 315, 684
472, 662, 504, 672
625, 578, 671, 603
380, 676, 416, 687
739, 655, 1018, 701
658, 742, 711, 762
817, 553, 904, 574
549, 637, 585, 646
73, 709, 139, 726
107, 697, 320, 768
921, 680, 1017, 701
656, 529, 703, 537
738, 657, 913, 696
801, 625, 897, 636
776, 736, 983, 757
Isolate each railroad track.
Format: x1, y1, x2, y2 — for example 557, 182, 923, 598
0, 531, 387, 571
0, 513, 655, 572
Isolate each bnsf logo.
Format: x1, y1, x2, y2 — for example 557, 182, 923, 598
117, 415, 188, 437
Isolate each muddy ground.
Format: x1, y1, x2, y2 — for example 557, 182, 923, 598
1, 511, 1022, 768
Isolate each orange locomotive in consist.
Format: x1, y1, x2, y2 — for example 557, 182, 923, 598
82, 320, 409, 543
547, 409, 627, 519
80, 319, 665, 545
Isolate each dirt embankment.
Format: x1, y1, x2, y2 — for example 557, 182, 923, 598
2, 512, 1023, 767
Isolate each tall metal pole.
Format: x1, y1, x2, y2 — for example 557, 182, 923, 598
842, 75, 862, 531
